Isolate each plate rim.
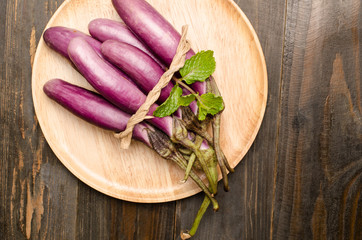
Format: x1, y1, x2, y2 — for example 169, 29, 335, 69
31, 0, 268, 203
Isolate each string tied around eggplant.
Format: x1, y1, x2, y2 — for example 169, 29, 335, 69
114, 25, 191, 149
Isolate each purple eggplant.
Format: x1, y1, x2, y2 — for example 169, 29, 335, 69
43, 26, 135, 85
111, 0, 193, 65
100, 40, 173, 103
101, 40, 198, 113
111, 0, 206, 95
67, 37, 173, 137
43, 78, 151, 146
88, 18, 164, 68
43, 26, 102, 58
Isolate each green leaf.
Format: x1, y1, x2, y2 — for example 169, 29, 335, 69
179, 50, 216, 85
179, 94, 196, 106
153, 85, 183, 117
197, 93, 224, 121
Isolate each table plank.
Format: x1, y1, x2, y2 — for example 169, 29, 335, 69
272, 0, 362, 239
0, 0, 80, 239
74, 188, 176, 239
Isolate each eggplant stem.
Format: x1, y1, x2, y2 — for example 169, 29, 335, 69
180, 106, 213, 144
212, 109, 234, 174
179, 137, 218, 194
194, 135, 203, 148
208, 76, 234, 186
181, 195, 211, 239
178, 148, 193, 155
196, 126, 213, 145
212, 113, 230, 191
170, 153, 218, 210
183, 153, 196, 181
222, 150, 234, 173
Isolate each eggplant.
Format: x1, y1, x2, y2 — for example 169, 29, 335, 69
43, 26, 135, 85
101, 39, 198, 115
88, 18, 164, 67
43, 26, 102, 58
67, 37, 173, 137
111, 0, 206, 95
100, 40, 173, 103
43, 78, 151, 146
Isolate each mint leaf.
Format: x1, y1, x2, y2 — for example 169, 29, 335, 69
179, 94, 196, 106
153, 85, 183, 117
197, 93, 224, 121
154, 50, 222, 120
179, 50, 216, 85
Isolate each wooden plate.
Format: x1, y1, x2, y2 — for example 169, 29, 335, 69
32, 0, 267, 203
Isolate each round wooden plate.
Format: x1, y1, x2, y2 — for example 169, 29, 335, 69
32, 0, 267, 203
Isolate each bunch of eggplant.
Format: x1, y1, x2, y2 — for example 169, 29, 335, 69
43, 0, 233, 238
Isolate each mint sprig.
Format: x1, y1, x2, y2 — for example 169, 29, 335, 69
153, 50, 223, 121
179, 50, 216, 84
153, 85, 196, 117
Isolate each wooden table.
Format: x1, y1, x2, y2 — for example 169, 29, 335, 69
1, 0, 361, 239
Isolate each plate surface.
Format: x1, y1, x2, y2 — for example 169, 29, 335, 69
32, 0, 267, 202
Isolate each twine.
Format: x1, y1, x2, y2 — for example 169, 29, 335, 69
114, 25, 191, 149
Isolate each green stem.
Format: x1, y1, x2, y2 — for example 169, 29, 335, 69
178, 148, 193, 155
213, 113, 229, 191
183, 153, 196, 182
181, 195, 211, 239
174, 78, 207, 107
174, 77, 198, 95
180, 137, 218, 194
189, 196, 211, 236
179, 106, 213, 144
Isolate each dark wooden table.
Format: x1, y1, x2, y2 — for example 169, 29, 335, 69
1, 0, 361, 239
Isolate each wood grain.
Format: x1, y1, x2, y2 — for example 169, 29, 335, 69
31, 0, 267, 202
0, 1, 79, 239
273, 0, 362, 239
